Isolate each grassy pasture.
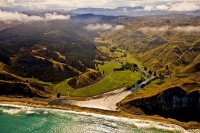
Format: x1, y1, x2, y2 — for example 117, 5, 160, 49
54, 42, 143, 97
69, 70, 140, 97
54, 61, 140, 97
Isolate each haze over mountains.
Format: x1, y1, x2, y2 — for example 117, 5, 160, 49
0, 0, 200, 124
2, 6, 200, 16
70, 6, 200, 16
100, 14, 200, 73
1, 12, 200, 93
1, 0, 200, 16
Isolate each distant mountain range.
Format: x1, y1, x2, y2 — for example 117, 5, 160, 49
70, 6, 143, 15
2, 6, 200, 16
70, 6, 200, 16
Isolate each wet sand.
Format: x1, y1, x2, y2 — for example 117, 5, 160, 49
0, 96, 200, 130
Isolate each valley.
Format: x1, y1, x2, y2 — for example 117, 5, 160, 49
54, 47, 142, 97
0, 13, 200, 129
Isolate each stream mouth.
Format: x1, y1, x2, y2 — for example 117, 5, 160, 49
50, 76, 155, 111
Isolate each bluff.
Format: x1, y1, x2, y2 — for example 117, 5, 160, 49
122, 87, 200, 122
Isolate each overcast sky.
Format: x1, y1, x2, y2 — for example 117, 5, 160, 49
0, 0, 200, 11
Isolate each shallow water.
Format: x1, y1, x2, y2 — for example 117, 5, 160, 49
0, 105, 198, 133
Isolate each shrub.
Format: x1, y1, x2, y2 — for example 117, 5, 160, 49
57, 93, 61, 98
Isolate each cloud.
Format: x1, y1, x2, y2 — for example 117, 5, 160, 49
143, 1, 199, 12
173, 26, 200, 32
16, 0, 109, 10
112, 25, 124, 31
0, 10, 42, 22
144, 5, 153, 11
3, 0, 171, 11
84, 23, 124, 31
45, 12, 70, 20
169, 1, 199, 11
0, 10, 70, 23
158, 25, 169, 32
16, 0, 143, 10
140, 26, 169, 32
2, 0, 200, 12
156, 4, 168, 10
85, 23, 112, 31
0, 0, 15, 7
140, 25, 200, 33
23, 1, 47, 10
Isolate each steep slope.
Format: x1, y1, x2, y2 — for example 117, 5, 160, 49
0, 81, 53, 98
0, 61, 53, 98
68, 69, 102, 89
99, 15, 200, 74
138, 41, 193, 72
182, 40, 200, 73
0, 20, 96, 68
122, 87, 200, 122
0, 20, 97, 82
10, 52, 79, 82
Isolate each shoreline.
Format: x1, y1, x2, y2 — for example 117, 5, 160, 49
0, 96, 200, 130
0, 104, 195, 133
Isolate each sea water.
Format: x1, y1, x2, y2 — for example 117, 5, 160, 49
0, 104, 199, 133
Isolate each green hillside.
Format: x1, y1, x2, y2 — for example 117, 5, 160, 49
98, 15, 200, 110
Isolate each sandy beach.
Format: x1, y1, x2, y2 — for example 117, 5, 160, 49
0, 96, 200, 130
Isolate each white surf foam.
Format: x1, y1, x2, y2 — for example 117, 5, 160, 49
0, 104, 39, 115
2, 108, 22, 115
43, 111, 48, 114
0, 103, 199, 133
26, 110, 36, 114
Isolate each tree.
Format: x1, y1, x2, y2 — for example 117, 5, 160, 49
159, 73, 164, 81
133, 63, 138, 68
57, 93, 60, 98
141, 84, 145, 88
137, 79, 143, 84
148, 70, 152, 75
153, 71, 157, 76
124, 53, 127, 57
165, 65, 169, 71
159, 59, 163, 64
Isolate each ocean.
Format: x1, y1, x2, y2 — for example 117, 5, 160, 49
0, 104, 198, 133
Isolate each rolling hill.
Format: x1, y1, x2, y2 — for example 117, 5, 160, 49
0, 20, 97, 82
97, 14, 200, 121
0, 19, 102, 97
0, 62, 53, 98
99, 15, 200, 75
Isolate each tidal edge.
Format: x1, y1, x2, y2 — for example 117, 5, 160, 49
0, 96, 200, 130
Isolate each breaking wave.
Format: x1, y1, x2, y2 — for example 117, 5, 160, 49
0, 103, 199, 133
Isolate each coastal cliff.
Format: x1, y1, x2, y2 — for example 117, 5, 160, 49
122, 87, 200, 122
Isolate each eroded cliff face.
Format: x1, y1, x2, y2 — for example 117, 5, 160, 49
122, 87, 200, 122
